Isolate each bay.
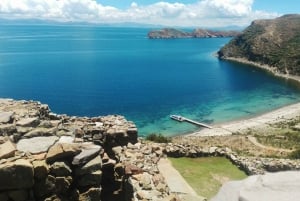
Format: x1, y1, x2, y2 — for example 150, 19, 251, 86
0, 24, 300, 136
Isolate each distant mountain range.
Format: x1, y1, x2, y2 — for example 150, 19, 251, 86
148, 28, 240, 39
218, 14, 300, 76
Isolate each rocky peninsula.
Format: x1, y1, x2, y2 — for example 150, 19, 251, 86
148, 28, 240, 39
218, 14, 300, 80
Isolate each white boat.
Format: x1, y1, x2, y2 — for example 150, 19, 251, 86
170, 115, 184, 122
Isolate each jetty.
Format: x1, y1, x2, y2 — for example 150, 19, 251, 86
170, 115, 213, 129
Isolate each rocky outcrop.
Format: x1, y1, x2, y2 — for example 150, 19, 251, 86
218, 14, 300, 75
148, 28, 240, 39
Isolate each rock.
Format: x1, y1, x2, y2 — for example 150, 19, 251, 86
211, 171, 300, 201
79, 188, 101, 201
77, 170, 102, 187
23, 127, 56, 138
50, 162, 72, 177
16, 117, 40, 127
0, 124, 17, 135
125, 164, 143, 175
72, 144, 101, 165
0, 159, 34, 190
8, 190, 28, 201
162, 194, 179, 201
0, 112, 14, 123
33, 175, 56, 199
55, 176, 72, 194
139, 172, 152, 190
58, 136, 74, 144
46, 143, 81, 163
75, 155, 102, 176
32, 160, 49, 180
112, 146, 123, 156
0, 140, 16, 159
39, 121, 54, 128
0, 192, 9, 201
17, 136, 58, 154
114, 163, 125, 177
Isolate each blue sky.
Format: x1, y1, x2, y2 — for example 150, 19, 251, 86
0, 0, 298, 27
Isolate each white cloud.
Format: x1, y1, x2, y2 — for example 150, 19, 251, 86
0, 0, 279, 27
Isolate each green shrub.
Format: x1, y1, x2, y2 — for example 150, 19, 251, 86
289, 149, 300, 159
145, 133, 171, 143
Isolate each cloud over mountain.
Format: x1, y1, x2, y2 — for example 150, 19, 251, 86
0, 0, 279, 27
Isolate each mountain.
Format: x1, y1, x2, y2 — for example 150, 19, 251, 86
218, 14, 300, 75
148, 28, 240, 39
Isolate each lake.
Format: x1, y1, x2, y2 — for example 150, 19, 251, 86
0, 24, 300, 136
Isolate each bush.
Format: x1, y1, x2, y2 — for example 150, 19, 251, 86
289, 149, 300, 159
145, 133, 171, 143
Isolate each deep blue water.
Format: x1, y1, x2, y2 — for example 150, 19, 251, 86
0, 24, 300, 136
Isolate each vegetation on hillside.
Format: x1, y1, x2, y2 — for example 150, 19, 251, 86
169, 157, 247, 199
218, 14, 300, 75
145, 133, 171, 143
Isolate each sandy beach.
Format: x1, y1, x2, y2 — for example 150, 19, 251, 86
188, 102, 300, 137
188, 57, 300, 137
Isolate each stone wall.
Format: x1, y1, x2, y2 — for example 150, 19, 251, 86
163, 143, 300, 175
0, 99, 178, 201
2, 99, 300, 201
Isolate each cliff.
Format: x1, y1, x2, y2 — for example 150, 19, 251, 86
218, 14, 300, 75
148, 28, 240, 39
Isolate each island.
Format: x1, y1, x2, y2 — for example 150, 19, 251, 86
148, 28, 240, 39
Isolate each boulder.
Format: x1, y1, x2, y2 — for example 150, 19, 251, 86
0, 159, 34, 190
75, 155, 102, 176
17, 136, 58, 154
55, 176, 72, 194
32, 160, 49, 179
8, 190, 28, 201
33, 175, 56, 199
0, 124, 17, 135
23, 127, 56, 138
211, 171, 300, 201
0, 192, 9, 201
79, 188, 101, 201
46, 143, 81, 163
0, 140, 16, 159
58, 136, 74, 144
50, 161, 72, 177
139, 172, 152, 190
16, 117, 39, 127
0, 112, 14, 123
72, 144, 101, 165
77, 170, 102, 187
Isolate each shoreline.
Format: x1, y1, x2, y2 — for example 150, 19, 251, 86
223, 57, 300, 84
187, 57, 300, 137
188, 101, 300, 137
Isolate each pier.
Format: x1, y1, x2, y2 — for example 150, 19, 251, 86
170, 115, 213, 129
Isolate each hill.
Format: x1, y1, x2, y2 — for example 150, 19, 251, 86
218, 14, 300, 75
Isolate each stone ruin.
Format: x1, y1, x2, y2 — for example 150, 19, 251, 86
2, 98, 300, 201
0, 99, 178, 201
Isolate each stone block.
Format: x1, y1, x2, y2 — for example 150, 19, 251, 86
0, 159, 34, 190
0, 140, 16, 159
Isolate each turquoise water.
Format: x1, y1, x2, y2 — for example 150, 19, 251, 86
0, 24, 300, 136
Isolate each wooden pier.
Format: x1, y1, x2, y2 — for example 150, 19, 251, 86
170, 115, 213, 129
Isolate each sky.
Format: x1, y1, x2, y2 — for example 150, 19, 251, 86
0, 0, 299, 27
